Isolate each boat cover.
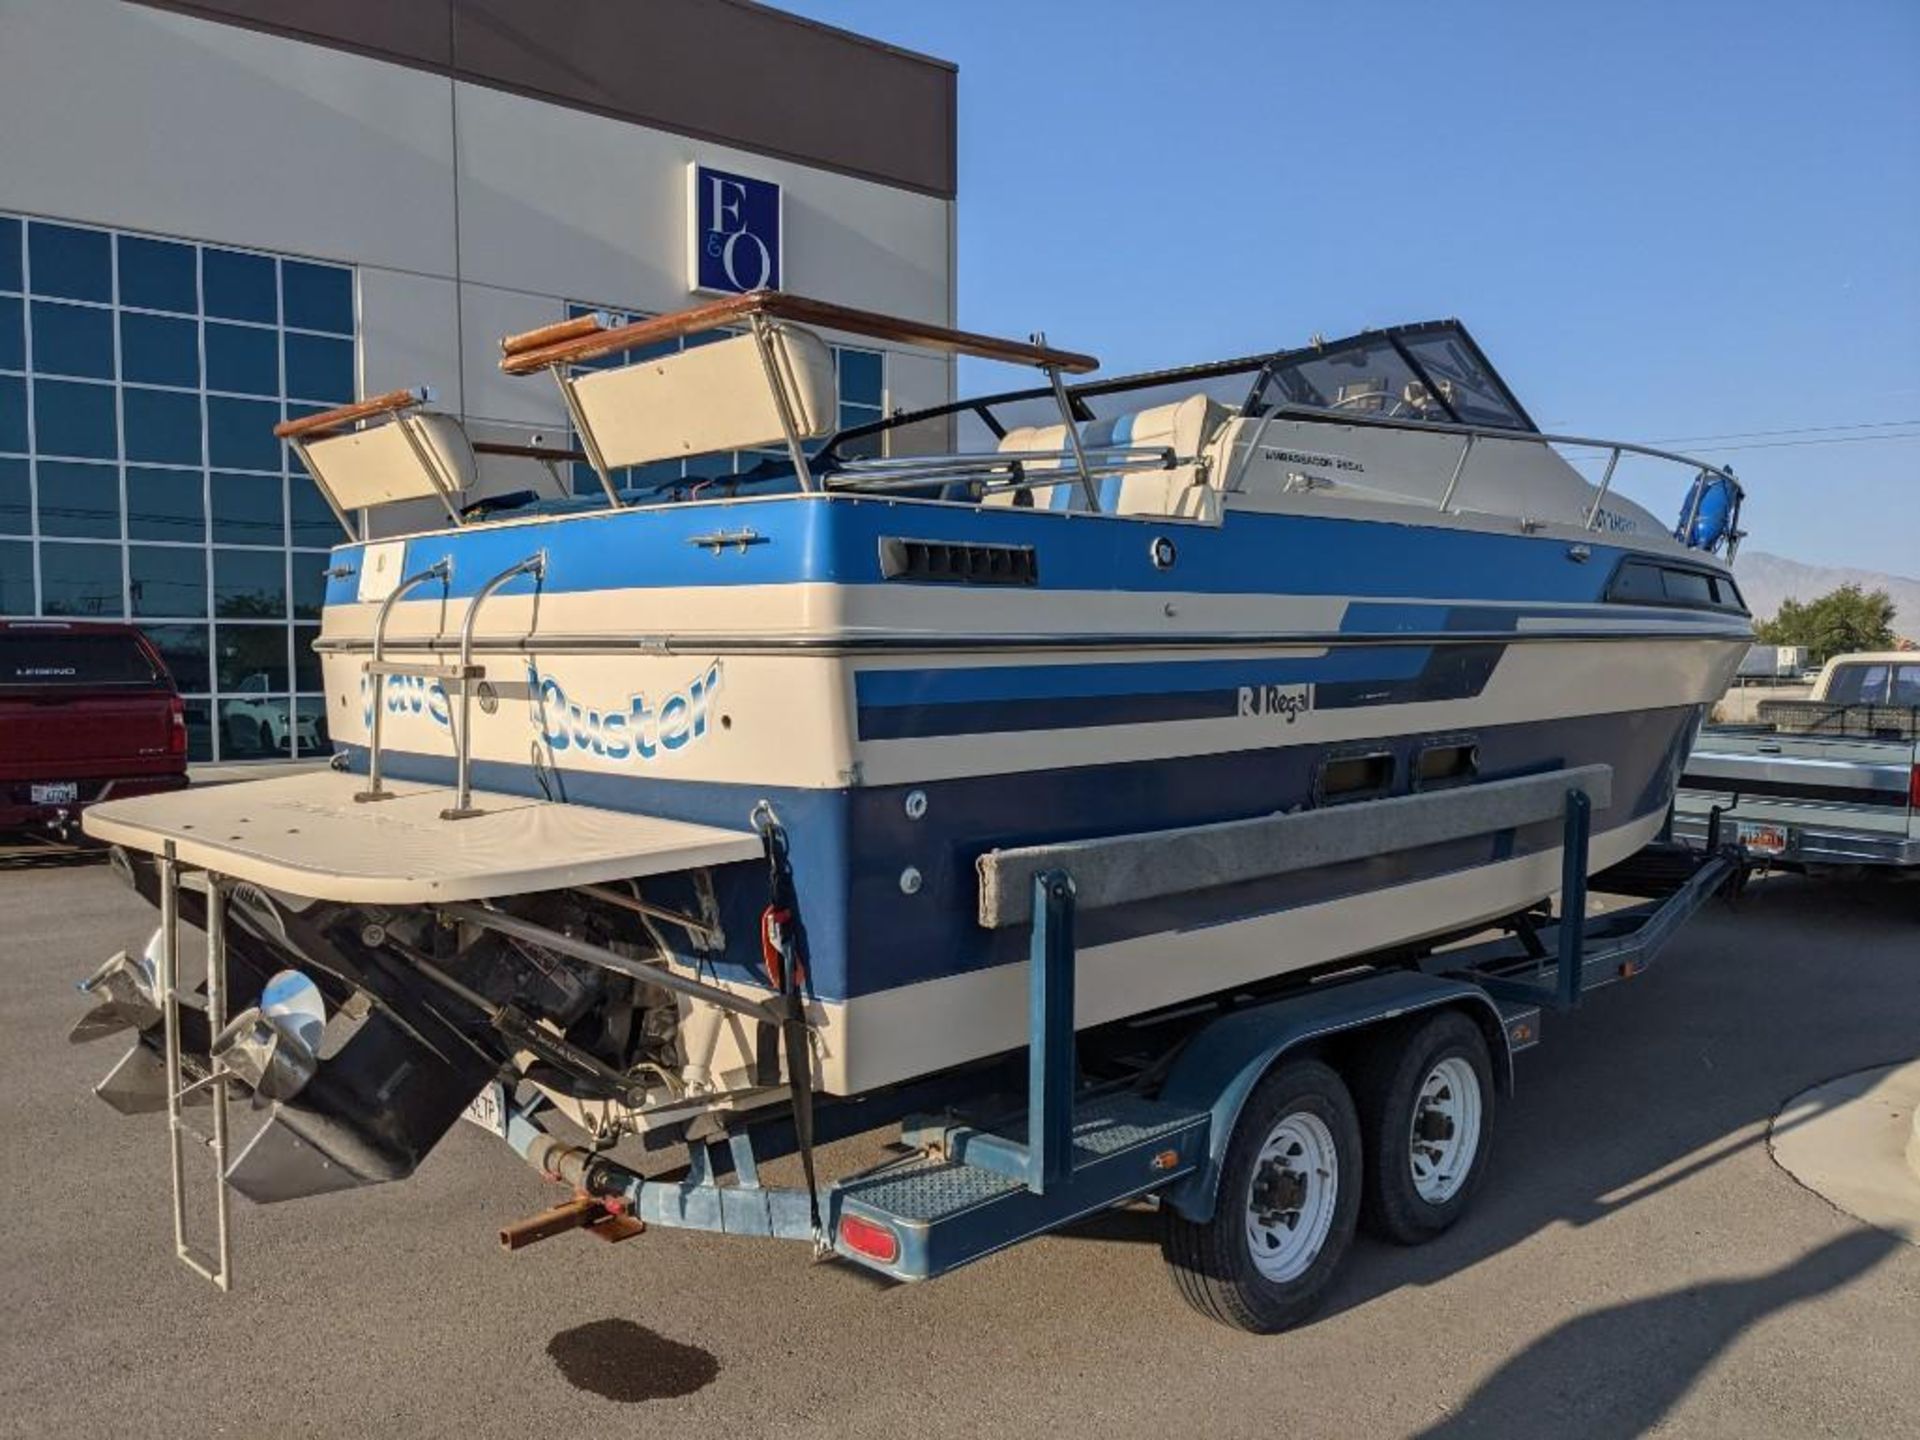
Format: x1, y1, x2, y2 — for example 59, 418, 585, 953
81, 771, 763, 903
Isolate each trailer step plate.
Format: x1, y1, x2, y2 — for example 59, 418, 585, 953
831, 1095, 1208, 1281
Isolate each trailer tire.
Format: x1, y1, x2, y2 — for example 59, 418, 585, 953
1354, 1008, 1494, 1245
1160, 1059, 1361, 1334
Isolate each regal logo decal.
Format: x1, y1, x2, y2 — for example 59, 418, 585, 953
530, 662, 724, 761
358, 663, 725, 764
1238, 682, 1313, 723
689, 163, 781, 295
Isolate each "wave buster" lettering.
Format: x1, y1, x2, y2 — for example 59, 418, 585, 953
529, 662, 724, 761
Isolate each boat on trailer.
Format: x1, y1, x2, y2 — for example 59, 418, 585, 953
70, 290, 1753, 1324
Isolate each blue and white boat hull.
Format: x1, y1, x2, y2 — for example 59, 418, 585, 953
316, 493, 1747, 1093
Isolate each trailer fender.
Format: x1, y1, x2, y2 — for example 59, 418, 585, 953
1157, 971, 1513, 1225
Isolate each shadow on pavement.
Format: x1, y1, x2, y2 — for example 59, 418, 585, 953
1415, 1229, 1901, 1439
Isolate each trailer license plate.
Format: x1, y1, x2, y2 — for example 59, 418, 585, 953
1738, 821, 1788, 855
30, 782, 78, 805
462, 1080, 508, 1138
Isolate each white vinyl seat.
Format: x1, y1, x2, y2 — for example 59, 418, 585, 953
987, 393, 1227, 519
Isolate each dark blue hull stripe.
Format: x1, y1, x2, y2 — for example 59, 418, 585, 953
856, 644, 1504, 739
346, 702, 1703, 1004
328, 493, 1728, 608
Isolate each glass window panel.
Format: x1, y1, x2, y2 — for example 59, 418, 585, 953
120, 311, 199, 388
213, 547, 285, 618
129, 545, 207, 618
118, 235, 197, 314
0, 295, 21, 371
127, 466, 205, 542
123, 385, 202, 466
207, 396, 280, 471
0, 217, 19, 293
281, 261, 353, 335
293, 622, 322, 692
839, 348, 883, 407
30, 300, 115, 379
1398, 330, 1528, 431
290, 551, 325, 618
202, 248, 276, 323
33, 379, 117, 459
0, 376, 23, 452
206, 321, 279, 396
284, 332, 353, 402
0, 539, 30, 614
141, 623, 210, 692
1256, 339, 1444, 422
28, 222, 112, 303
215, 623, 287, 692
182, 697, 213, 762
39, 541, 123, 616
293, 694, 331, 756
289, 476, 345, 546
0, 456, 27, 533
219, 693, 291, 759
211, 471, 284, 547
35, 460, 119, 538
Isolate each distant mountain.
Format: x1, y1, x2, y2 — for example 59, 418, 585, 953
1733, 551, 1920, 637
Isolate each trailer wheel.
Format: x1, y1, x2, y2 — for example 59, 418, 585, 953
1354, 1009, 1494, 1245
1161, 1059, 1361, 1333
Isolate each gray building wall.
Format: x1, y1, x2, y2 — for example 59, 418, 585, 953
0, 0, 957, 761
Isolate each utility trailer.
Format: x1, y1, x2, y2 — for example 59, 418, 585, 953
80, 764, 1744, 1333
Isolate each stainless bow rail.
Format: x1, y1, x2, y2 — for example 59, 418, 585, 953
1254, 404, 1745, 555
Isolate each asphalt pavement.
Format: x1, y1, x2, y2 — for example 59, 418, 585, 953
1, 858, 1915, 1439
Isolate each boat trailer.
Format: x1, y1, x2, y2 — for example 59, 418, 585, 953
76, 760, 1743, 1324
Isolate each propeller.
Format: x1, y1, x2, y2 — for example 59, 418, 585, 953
212, 969, 327, 1108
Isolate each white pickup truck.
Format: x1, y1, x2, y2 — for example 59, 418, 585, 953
1674, 652, 1920, 872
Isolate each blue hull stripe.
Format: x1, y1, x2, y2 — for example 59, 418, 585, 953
854, 648, 1435, 707
856, 645, 1503, 740
327, 495, 1722, 609
344, 701, 1703, 1003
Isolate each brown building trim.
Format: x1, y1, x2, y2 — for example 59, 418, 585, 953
126, 0, 957, 199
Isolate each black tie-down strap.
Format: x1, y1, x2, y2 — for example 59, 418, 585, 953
755, 806, 824, 1245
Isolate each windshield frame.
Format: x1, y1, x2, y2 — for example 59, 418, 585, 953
815, 319, 1535, 469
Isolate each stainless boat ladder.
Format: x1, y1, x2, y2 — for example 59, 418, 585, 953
154, 844, 234, 1290
356, 551, 547, 819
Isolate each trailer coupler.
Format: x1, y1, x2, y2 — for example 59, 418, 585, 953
499, 1193, 644, 1251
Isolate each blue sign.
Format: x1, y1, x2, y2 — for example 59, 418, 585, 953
690, 164, 781, 294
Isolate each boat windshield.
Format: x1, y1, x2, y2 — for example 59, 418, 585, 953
818, 320, 1533, 472
1246, 323, 1534, 432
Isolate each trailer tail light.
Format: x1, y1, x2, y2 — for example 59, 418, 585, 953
837, 1213, 900, 1265
168, 695, 188, 759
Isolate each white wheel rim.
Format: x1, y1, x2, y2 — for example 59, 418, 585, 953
1408, 1055, 1483, 1204
1244, 1111, 1340, 1283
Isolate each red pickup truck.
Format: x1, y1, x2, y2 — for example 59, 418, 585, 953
0, 621, 189, 840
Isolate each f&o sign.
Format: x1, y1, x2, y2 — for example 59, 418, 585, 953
689, 163, 782, 295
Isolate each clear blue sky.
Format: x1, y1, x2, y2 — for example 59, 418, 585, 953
781, 0, 1919, 575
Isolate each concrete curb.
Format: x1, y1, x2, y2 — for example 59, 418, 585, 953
1770, 1059, 1920, 1247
